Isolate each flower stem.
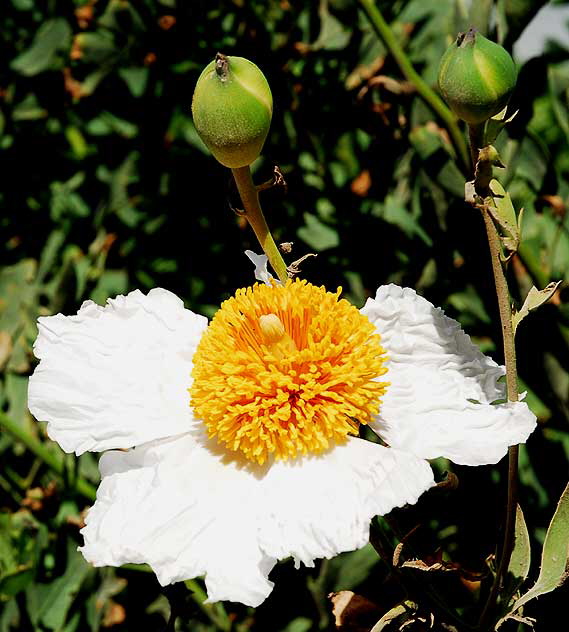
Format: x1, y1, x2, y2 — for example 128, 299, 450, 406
0, 411, 97, 502
231, 166, 289, 284
358, 0, 470, 172
468, 122, 485, 172
124, 565, 231, 631
477, 203, 520, 630
185, 579, 232, 631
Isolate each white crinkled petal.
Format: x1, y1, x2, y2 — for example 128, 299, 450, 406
361, 285, 536, 465
81, 434, 277, 607
28, 288, 208, 455
80, 435, 434, 606
258, 437, 435, 567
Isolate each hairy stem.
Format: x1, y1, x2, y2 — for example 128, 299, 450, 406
358, 0, 470, 171
231, 166, 288, 283
478, 206, 520, 629
468, 122, 485, 173
0, 411, 97, 502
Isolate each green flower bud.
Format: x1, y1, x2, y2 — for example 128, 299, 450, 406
192, 54, 273, 168
438, 29, 517, 125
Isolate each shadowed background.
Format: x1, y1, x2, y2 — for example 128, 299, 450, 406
1, 1, 568, 630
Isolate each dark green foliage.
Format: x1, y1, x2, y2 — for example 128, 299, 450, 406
1, 0, 569, 629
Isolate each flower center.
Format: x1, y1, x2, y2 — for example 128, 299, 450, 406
190, 280, 388, 464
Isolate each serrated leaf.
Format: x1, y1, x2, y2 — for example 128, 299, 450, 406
512, 281, 562, 334
497, 482, 569, 626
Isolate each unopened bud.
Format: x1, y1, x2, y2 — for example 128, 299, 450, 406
192, 54, 273, 168
438, 29, 517, 125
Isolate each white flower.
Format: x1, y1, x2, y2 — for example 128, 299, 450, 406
28, 272, 536, 607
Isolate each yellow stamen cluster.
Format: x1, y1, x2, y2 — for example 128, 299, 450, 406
190, 280, 388, 464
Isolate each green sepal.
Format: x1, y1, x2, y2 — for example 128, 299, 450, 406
486, 106, 519, 145
512, 281, 562, 335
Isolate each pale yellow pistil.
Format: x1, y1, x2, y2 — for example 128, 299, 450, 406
190, 280, 389, 464
258, 313, 298, 359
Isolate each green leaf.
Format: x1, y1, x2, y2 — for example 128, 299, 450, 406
90, 270, 128, 305
512, 281, 562, 335
74, 31, 117, 66
331, 543, 379, 591
311, 0, 351, 51
27, 543, 91, 630
0, 259, 38, 374
380, 194, 432, 246
490, 179, 518, 237
500, 505, 531, 611
297, 213, 339, 251
0, 597, 20, 631
11, 0, 34, 9
50, 176, 90, 222
12, 93, 48, 121
37, 230, 66, 284
4, 374, 30, 429
86, 112, 138, 138
0, 565, 35, 597
0, 511, 47, 598
498, 482, 569, 626
280, 617, 312, 632
119, 67, 149, 98
11, 19, 71, 76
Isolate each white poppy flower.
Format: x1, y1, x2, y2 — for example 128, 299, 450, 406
28, 268, 536, 607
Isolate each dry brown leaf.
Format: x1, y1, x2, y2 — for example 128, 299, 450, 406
351, 170, 372, 197
158, 15, 176, 30
102, 601, 126, 627
329, 590, 382, 631
0, 331, 13, 370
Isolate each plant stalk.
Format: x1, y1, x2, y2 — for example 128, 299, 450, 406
185, 579, 232, 631
231, 166, 288, 284
477, 206, 520, 630
0, 411, 97, 501
358, 0, 470, 172
468, 122, 485, 172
